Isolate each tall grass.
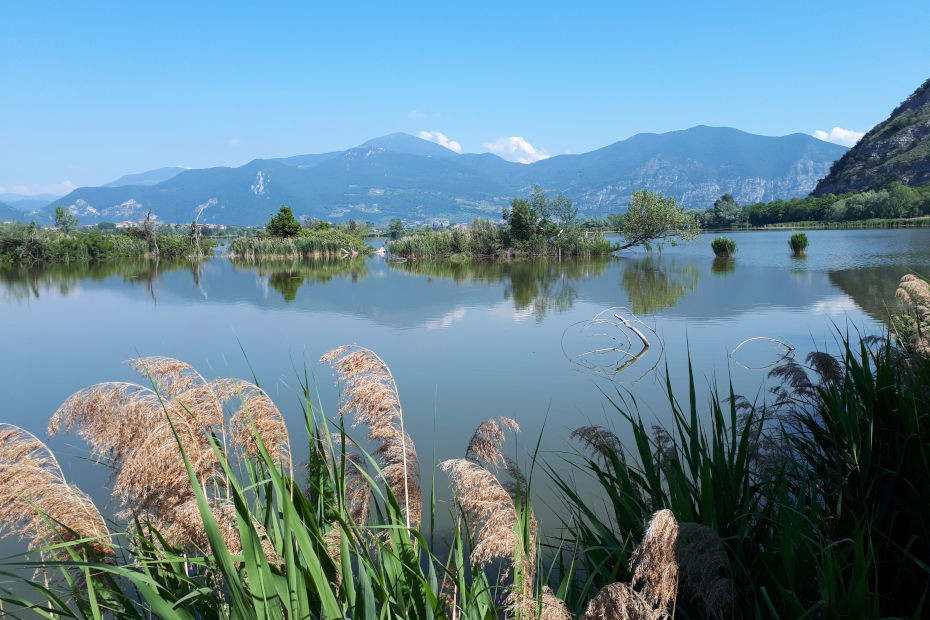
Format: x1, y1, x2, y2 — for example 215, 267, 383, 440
229, 229, 369, 259
388, 224, 614, 258
0, 223, 215, 263
2, 328, 928, 617
788, 232, 808, 256
710, 237, 736, 258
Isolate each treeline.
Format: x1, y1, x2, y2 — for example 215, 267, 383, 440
574, 182, 930, 230
0, 221, 216, 263
701, 183, 930, 228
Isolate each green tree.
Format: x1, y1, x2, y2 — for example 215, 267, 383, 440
711, 193, 741, 228
502, 198, 537, 244
388, 218, 405, 240
619, 189, 701, 250
551, 194, 578, 227
266, 206, 301, 238
54, 206, 78, 233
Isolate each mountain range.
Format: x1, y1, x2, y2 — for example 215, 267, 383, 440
813, 76, 930, 196
9, 126, 847, 226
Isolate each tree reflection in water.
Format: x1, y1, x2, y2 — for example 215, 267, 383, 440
620, 256, 700, 315
0, 259, 197, 303
231, 256, 370, 303
391, 257, 613, 322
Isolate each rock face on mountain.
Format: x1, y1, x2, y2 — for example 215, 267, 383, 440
33, 127, 847, 226
813, 77, 930, 196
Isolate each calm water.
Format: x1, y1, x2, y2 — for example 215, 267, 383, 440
1, 229, 929, 559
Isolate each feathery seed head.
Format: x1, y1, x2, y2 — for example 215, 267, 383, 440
582, 582, 662, 620
322, 345, 421, 530
630, 509, 680, 611
0, 424, 111, 560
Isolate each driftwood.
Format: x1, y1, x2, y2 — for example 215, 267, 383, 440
563, 306, 664, 381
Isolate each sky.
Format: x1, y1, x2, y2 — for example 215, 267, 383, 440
2, 1, 929, 196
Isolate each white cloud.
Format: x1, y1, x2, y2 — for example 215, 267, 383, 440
417, 130, 462, 153
482, 137, 550, 164
813, 126, 865, 147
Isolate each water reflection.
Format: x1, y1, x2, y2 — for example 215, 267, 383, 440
390, 258, 612, 321
230, 256, 370, 302
620, 256, 700, 314
711, 257, 736, 275
0, 259, 200, 301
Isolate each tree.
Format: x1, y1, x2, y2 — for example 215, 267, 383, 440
619, 189, 701, 250
54, 206, 78, 233
266, 206, 301, 238
551, 194, 578, 227
502, 198, 537, 244
388, 218, 405, 240
711, 193, 741, 228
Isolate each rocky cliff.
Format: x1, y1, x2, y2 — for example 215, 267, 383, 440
813, 77, 930, 196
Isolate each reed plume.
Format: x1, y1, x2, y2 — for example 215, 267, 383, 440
896, 273, 930, 354
226, 379, 292, 473
539, 586, 571, 620
47, 357, 295, 559
0, 424, 110, 560
630, 509, 679, 611
321, 345, 420, 530
159, 496, 281, 564
48, 380, 220, 519
581, 582, 662, 620
440, 416, 538, 617
676, 522, 733, 617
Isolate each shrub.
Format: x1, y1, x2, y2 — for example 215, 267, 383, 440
789, 232, 809, 256
710, 236, 737, 257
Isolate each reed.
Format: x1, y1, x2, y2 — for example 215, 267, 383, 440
710, 236, 736, 258
1, 330, 927, 617
229, 229, 369, 259
788, 232, 808, 256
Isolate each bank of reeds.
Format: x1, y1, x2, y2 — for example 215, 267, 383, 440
1, 319, 929, 617
229, 229, 370, 259
0, 223, 215, 263
389, 225, 614, 259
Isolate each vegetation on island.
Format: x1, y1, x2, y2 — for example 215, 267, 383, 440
389, 187, 612, 258
789, 232, 809, 256
0, 209, 216, 263
228, 206, 371, 259
710, 236, 736, 258
389, 187, 701, 259
1, 275, 928, 617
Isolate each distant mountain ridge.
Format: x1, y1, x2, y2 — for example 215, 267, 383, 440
28, 126, 847, 225
813, 76, 930, 196
103, 167, 187, 188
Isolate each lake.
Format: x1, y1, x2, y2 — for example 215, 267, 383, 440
1, 228, 928, 555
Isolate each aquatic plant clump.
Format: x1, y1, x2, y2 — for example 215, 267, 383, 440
789, 232, 808, 256
710, 236, 737, 257
229, 228, 370, 259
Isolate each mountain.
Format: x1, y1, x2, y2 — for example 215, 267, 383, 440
0, 202, 21, 221
0, 193, 61, 211
813, 77, 930, 196
103, 167, 187, 188
36, 127, 847, 226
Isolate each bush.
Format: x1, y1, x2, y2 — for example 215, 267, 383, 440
789, 232, 809, 255
710, 236, 737, 257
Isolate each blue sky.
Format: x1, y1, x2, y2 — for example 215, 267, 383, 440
2, 1, 928, 195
